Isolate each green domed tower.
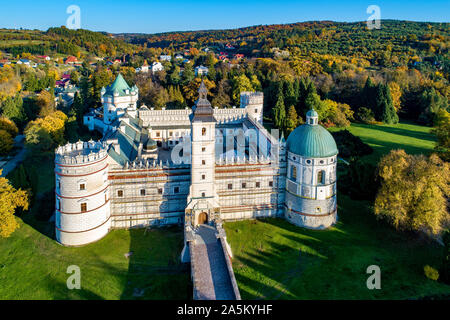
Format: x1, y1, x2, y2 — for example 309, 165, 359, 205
284, 109, 338, 229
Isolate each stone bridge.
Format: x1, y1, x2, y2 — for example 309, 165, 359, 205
182, 222, 241, 300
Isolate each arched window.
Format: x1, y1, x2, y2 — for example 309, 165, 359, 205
317, 170, 325, 184
291, 165, 297, 181
202, 127, 206, 136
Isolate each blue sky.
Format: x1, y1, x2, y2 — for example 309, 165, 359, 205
0, 0, 448, 34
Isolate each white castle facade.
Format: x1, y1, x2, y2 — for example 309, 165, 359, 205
55, 74, 338, 246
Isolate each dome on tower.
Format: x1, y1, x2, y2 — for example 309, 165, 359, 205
286, 109, 338, 158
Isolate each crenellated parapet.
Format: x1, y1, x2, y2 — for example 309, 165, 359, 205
55, 140, 108, 165
121, 158, 191, 170
215, 154, 273, 166
240, 91, 264, 105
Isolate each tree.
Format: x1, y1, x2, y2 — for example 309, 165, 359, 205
0, 130, 14, 155
0, 171, 29, 238
379, 84, 399, 124
374, 150, 449, 236
0, 117, 19, 137
0, 94, 26, 127
286, 105, 300, 134
183, 78, 215, 105
231, 74, 254, 104
388, 82, 402, 111
212, 79, 232, 108
181, 63, 194, 86
418, 88, 448, 125
431, 109, 450, 161
37, 90, 55, 117
272, 87, 286, 130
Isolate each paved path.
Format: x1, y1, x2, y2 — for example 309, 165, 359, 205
190, 224, 236, 300
1, 135, 27, 177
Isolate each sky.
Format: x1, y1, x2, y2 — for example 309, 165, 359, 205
0, 0, 448, 34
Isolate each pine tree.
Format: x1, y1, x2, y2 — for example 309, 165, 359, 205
361, 76, 376, 112
380, 84, 399, 124
72, 92, 84, 125
284, 80, 296, 108
286, 105, 299, 134
272, 87, 286, 130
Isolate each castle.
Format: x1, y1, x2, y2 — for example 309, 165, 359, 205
54, 74, 338, 247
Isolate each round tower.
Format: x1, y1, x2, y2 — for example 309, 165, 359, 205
55, 140, 111, 246
284, 109, 338, 229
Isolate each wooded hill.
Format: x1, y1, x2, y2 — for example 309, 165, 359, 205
0, 27, 138, 57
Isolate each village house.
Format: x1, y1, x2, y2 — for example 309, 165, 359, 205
160, 55, 172, 62
64, 56, 78, 64
195, 65, 209, 76
151, 62, 164, 72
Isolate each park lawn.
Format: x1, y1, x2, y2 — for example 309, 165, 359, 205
224, 195, 450, 299
0, 217, 190, 300
225, 120, 448, 299
328, 121, 437, 165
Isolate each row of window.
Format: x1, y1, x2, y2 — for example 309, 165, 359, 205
291, 166, 327, 184
117, 187, 181, 198
291, 156, 335, 165
226, 181, 273, 190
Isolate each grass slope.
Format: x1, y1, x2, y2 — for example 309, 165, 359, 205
224, 196, 450, 299
224, 121, 448, 299
0, 217, 190, 300
328, 121, 437, 164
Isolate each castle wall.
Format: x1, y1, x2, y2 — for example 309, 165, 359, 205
215, 161, 286, 221
107, 165, 190, 228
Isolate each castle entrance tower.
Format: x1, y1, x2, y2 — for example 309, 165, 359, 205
185, 81, 220, 227
284, 109, 338, 229
54, 140, 111, 246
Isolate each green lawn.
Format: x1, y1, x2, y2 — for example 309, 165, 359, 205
224, 195, 450, 299
1, 149, 191, 300
0, 217, 190, 300
224, 121, 448, 299
328, 121, 437, 164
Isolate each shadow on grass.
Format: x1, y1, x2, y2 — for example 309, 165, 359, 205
120, 226, 191, 300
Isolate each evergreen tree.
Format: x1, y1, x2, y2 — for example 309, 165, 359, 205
272, 86, 286, 130
361, 76, 376, 112
181, 63, 194, 86
284, 80, 296, 108
71, 92, 84, 125
286, 105, 300, 134
380, 84, 399, 124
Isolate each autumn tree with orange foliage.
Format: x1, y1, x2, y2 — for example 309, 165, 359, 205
0, 171, 29, 238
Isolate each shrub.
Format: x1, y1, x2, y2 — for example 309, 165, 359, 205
338, 159, 379, 201
356, 107, 375, 124
441, 230, 450, 284
424, 265, 439, 281
331, 130, 373, 158
0, 129, 14, 155
0, 117, 19, 137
